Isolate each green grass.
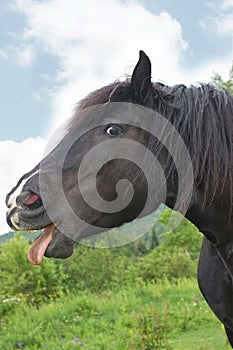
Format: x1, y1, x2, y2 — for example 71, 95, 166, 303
172, 326, 230, 350
1, 279, 231, 350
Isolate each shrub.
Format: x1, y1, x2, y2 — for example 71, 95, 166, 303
59, 245, 134, 292
158, 208, 202, 260
127, 305, 173, 350
0, 233, 66, 308
133, 247, 197, 282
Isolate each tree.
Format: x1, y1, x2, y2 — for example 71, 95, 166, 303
157, 208, 202, 260
212, 63, 233, 94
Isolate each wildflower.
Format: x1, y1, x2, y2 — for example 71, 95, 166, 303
73, 337, 79, 343
17, 342, 24, 348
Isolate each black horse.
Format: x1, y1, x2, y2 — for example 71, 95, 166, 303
6, 51, 233, 346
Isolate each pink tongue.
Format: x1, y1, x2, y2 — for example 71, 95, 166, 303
28, 224, 55, 265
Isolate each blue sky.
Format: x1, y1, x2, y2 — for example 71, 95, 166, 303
141, 0, 231, 65
0, 0, 233, 233
0, 0, 233, 141
0, 3, 58, 140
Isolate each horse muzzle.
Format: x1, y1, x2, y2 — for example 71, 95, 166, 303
6, 190, 49, 231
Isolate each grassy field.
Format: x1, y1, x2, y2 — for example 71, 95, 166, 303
0, 224, 230, 349
1, 279, 231, 350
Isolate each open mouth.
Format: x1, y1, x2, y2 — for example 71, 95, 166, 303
7, 191, 75, 264
21, 193, 60, 265
28, 223, 59, 265
9, 191, 59, 265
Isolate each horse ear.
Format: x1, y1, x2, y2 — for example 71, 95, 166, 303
131, 50, 153, 106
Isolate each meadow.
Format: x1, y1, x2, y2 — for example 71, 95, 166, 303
1, 279, 231, 350
0, 209, 231, 349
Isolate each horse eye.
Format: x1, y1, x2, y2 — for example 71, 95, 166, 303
105, 125, 123, 136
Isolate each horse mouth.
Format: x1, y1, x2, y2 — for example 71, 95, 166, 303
28, 223, 58, 265
27, 220, 75, 265
7, 191, 75, 265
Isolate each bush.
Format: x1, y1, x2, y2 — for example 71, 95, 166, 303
127, 305, 173, 350
133, 247, 197, 282
0, 233, 66, 308
59, 245, 134, 292
158, 208, 202, 260
0, 210, 202, 305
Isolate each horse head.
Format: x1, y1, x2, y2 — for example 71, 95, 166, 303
7, 51, 179, 264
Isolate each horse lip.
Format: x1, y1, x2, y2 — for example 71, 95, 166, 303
20, 205, 45, 219
6, 208, 18, 230
43, 221, 75, 259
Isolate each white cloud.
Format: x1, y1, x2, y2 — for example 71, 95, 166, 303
1, 0, 232, 234
202, 0, 233, 36
16, 44, 34, 66
4, 0, 190, 234
13, 0, 233, 137
204, 10, 233, 37
7, 31, 17, 39
0, 137, 46, 234
199, 2, 233, 78
0, 44, 35, 66
222, 0, 233, 9
218, 14, 233, 35
13, 0, 189, 133
0, 50, 7, 59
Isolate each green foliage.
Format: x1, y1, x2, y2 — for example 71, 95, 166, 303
158, 208, 202, 260
0, 210, 224, 348
0, 233, 66, 308
0, 209, 202, 305
0, 280, 230, 350
55, 209, 201, 292
212, 63, 233, 94
60, 245, 134, 292
134, 248, 197, 282
127, 305, 173, 349
0, 230, 40, 244
128, 208, 202, 282
2, 62, 233, 348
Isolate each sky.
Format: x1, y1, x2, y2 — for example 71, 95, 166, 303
1, 0, 233, 234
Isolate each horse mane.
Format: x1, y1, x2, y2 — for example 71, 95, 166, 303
74, 79, 233, 209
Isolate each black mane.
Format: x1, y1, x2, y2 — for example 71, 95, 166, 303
153, 83, 233, 207
73, 80, 233, 209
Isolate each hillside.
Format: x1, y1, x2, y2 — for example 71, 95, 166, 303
0, 230, 40, 244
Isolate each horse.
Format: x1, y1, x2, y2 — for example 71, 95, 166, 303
6, 50, 233, 346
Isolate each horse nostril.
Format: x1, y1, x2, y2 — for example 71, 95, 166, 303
16, 191, 43, 210
25, 194, 43, 210
25, 194, 40, 206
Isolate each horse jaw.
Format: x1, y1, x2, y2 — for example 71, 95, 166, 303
28, 224, 75, 265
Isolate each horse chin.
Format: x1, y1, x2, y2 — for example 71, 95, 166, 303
28, 223, 75, 265
44, 227, 75, 259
